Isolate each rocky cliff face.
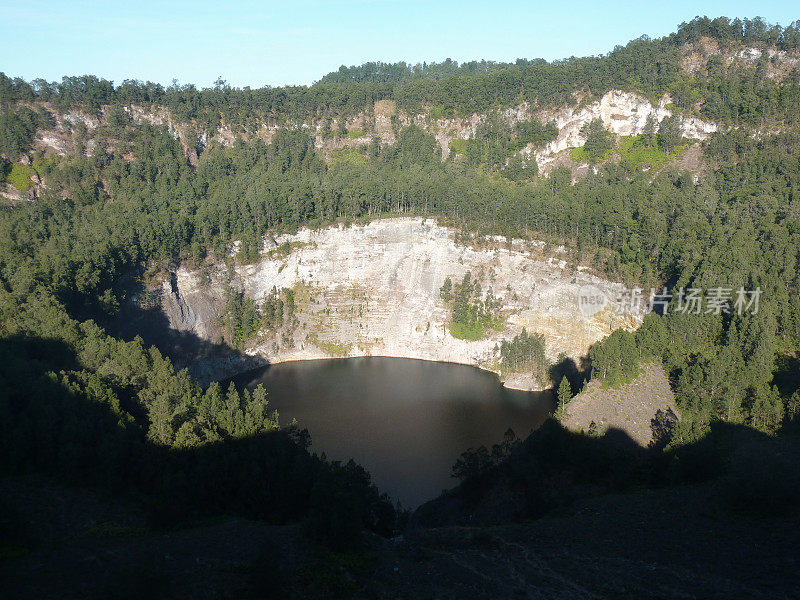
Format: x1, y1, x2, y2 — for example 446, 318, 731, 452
29, 89, 718, 179
374, 90, 718, 172
154, 218, 643, 387
140, 91, 719, 173
529, 91, 717, 171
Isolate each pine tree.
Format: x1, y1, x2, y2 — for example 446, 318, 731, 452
641, 113, 657, 147
556, 376, 572, 419
658, 115, 682, 154
580, 118, 614, 161
439, 277, 452, 301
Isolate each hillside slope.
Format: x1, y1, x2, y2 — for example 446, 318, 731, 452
561, 363, 676, 445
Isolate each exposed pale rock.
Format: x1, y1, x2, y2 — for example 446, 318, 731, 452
159, 218, 644, 389
36, 132, 68, 155
0, 184, 27, 203
531, 91, 717, 169
63, 112, 99, 130
45, 87, 720, 171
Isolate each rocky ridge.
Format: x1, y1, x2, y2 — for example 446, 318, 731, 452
22, 86, 720, 185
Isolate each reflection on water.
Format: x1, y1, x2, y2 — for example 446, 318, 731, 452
231, 357, 553, 508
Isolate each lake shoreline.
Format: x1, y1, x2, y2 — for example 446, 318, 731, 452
200, 349, 553, 393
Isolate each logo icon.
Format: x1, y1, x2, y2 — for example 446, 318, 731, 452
578, 285, 607, 318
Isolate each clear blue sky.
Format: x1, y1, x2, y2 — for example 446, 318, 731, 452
1, 0, 797, 89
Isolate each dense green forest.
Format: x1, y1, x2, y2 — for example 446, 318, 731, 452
1, 16, 800, 541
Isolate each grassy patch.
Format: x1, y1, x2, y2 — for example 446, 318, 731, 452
571, 145, 609, 164
598, 363, 644, 389
618, 136, 677, 170
450, 316, 505, 341
6, 164, 38, 192
448, 138, 468, 155
331, 148, 368, 167
310, 334, 352, 357
266, 241, 310, 259
289, 279, 317, 308
450, 321, 485, 340
345, 128, 365, 139
489, 316, 506, 332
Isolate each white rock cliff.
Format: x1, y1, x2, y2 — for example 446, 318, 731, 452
158, 218, 643, 388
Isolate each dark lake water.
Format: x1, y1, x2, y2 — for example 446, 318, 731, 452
231, 357, 553, 508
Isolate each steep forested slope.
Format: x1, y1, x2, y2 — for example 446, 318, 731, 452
0, 16, 799, 548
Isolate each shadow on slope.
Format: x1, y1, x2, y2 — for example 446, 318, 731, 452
3, 334, 800, 598
103, 276, 266, 383
0, 334, 394, 553
412, 416, 800, 528
548, 354, 591, 392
